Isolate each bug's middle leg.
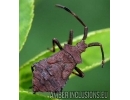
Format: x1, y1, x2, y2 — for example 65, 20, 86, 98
48, 38, 63, 52
72, 67, 84, 78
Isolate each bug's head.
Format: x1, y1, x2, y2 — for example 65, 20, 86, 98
76, 40, 87, 53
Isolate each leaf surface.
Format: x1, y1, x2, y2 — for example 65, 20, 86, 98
19, 0, 34, 51
19, 90, 58, 100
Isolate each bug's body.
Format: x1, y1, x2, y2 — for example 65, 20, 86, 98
31, 4, 105, 93
32, 41, 87, 92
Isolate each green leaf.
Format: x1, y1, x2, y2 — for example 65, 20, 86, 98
19, 0, 34, 51
19, 28, 110, 90
19, 90, 59, 100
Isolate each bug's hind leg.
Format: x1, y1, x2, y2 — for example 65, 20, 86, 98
67, 30, 73, 45
48, 38, 63, 52
72, 67, 84, 78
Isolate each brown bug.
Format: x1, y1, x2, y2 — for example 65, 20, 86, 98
31, 4, 105, 93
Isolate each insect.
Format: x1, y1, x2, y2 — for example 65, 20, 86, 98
31, 4, 105, 94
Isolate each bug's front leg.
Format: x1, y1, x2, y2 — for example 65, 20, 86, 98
67, 30, 73, 45
88, 42, 105, 68
48, 38, 63, 52
72, 67, 84, 78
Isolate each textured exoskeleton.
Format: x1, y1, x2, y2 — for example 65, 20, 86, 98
31, 4, 105, 93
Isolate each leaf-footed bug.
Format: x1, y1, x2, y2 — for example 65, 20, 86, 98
31, 4, 105, 93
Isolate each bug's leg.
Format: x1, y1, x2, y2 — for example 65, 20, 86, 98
72, 67, 84, 78
48, 38, 63, 52
31, 65, 34, 72
33, 91, 36, 94
29, 86, 33, 89
67, 30, 73, 45
88, 42, 105, 68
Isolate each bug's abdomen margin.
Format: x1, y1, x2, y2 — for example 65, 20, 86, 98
32, 50, 76, 92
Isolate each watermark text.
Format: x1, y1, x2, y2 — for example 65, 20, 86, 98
49, 91, 108, 99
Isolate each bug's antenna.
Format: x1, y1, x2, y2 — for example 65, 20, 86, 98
56, 4, 86, 27
56, 4, 88, 40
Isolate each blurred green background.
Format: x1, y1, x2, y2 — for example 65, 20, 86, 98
20, 0, 110, 99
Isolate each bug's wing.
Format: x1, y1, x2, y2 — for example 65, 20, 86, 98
33, 51, 76, 92
35, 58, 66, 92
47, 51, 76, 79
